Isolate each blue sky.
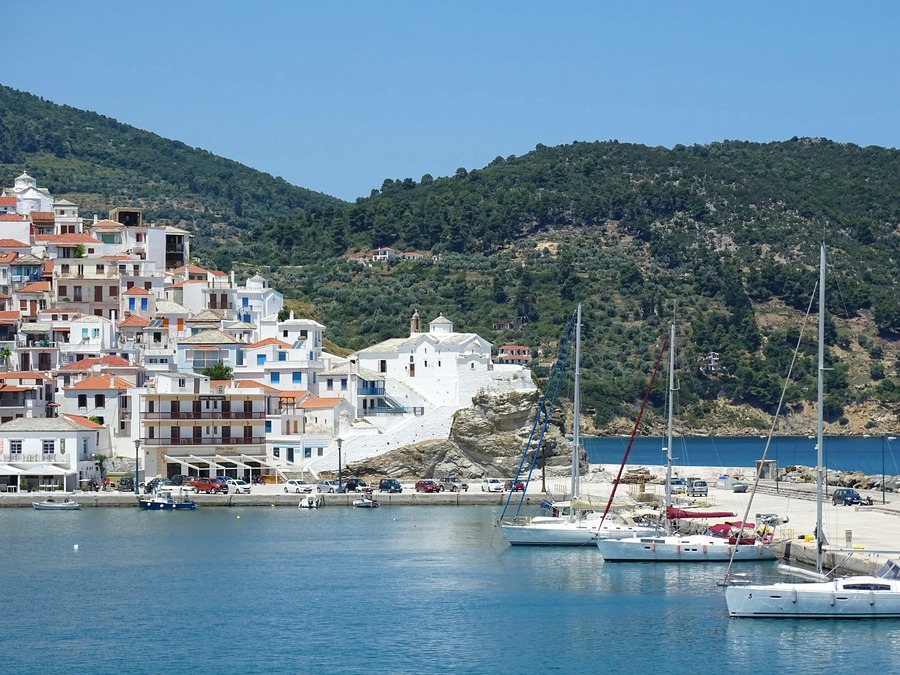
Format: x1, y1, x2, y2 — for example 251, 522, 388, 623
5, 1, 898, 201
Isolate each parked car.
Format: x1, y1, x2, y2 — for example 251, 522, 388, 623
171, 474, 191, 486
117, 476, 135, 492
317, 480, 341, 493
504, 479, 525, 492
284, 479, 313, 494
832, 488, 873, 506
144, 477, 173, 494
438, 476, 469, 492
687, 479, 708, 497
415, 480, 441, 493
379, 479, 403, 493
344, 478, 369, 493
481, 478, 502, 492
731, 481, 749, 493
226, 479, 252, 494
191, 477, 224, 494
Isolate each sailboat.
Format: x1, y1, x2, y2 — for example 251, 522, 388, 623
499, 305, 659, 546
724, 244, 900, 617
597, 321, 775, 562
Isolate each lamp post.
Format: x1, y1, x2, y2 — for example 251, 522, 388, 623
886, 436, 897, 505
133, 438, 140, 496
336, 437, 343, 493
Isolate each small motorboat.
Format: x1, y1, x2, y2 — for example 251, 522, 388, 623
33, 497, 81, 511
298, 494, 323, 509
353, 496, 379, 508
139, 492, 197, 510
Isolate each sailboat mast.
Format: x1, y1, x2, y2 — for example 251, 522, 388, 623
664, 321, 676, 535
815, 244, 826, 572
570, 304, 582, 499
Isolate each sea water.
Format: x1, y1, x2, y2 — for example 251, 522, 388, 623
2, 506, 900, 674
585, 435, 900, 476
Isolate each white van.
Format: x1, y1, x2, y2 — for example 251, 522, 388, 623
688, 479, 708, 497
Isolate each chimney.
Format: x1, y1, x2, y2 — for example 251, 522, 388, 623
230, 270, 235, 287
93, 214, 98, 224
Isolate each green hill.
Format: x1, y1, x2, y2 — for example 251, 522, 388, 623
1, 84, 898, 432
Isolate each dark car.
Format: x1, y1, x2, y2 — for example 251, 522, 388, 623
117, 476, 135, 492
831, 488, 873, 506
344, 478, 369, 493
379, 479, 403, 493
171, 474, 191, 486
144, 477, 173, 494
211, 476, 230, 493
415, 480, 441, 493
504, 479, 525, 492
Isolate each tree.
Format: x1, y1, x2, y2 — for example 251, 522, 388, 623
202, 362, 233, 380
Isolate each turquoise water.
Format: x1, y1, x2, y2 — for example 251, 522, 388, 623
3, 506, 900, 674
586, 435, 900, 475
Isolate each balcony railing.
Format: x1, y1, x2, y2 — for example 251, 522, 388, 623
0, 453, 66, 463
142, 411, 265, 420
140, 436, 265, 446
358, 386, 386, 395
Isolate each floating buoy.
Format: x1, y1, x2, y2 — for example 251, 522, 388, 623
236, 515, 241, 519
73, 544, 79, 551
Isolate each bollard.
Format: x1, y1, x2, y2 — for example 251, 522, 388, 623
845, 529, 852, 548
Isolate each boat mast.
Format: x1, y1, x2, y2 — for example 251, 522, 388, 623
815, 244, 826, 573
570, 304, 582, 500
664, 320, 676, 536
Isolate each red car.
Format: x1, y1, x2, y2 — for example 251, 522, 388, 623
191, 477, 223, 494
504, 480, 525, 492
415, 480, 441, 493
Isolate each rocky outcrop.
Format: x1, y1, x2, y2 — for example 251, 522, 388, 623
346, 388, 574, 480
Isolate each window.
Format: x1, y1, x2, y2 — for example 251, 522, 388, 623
273, 447, 280, 458
92, 329, 100, 338
10, 440, 22, 455
326, 379, 333, 391
317, 448, 323, 457
257, 354, 266, 366
278, 352, 286, 362
128, 298, 135, 310
140, 298, 148, 311
96, 264, 104, 274
58, 285, 67, 297
341, 378, 348, 390
42, 439, 54, 455
292, 372, 302, 384
77, 394, 87, 409
270, 372, 280, 384
304, 448, 311, 459
283, 330, 288, 338
95, 394, 106, 408
265, 421, 272, 433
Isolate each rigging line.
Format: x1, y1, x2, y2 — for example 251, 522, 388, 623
723, 276, 819, 581
598, 333, 669, 529
500, 310, 576, 519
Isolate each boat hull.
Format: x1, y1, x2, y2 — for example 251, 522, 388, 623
501, 521, 658, 546
32, 501, 81, 510
139, 499, 196, 510
725, 578, 900, 618
597, 535, 775, 562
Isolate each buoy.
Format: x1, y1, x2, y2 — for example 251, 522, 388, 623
236, 515, 241, 519
73, 544, 79, 551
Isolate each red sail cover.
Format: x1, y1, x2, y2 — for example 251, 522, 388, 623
666, 506, 737, 519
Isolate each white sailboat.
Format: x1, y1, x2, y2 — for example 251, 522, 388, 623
597, 321, 775, 563
500, 305, 658, 546
724, 244, 900, 617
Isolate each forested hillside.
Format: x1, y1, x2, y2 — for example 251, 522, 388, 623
1, 84, 898, 432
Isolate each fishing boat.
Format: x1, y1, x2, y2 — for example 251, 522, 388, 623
353, 496, 379, 508
138, 491, 197, 510
724, 244, 900, 617
597, 321, 775, 563
499, 305, 659, 546
298, 494, 323, 509
32, 497, 81, 510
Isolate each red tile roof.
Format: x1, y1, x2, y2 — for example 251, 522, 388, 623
29, 211, 55, 221
173, 263, 210, 274
118, 314, 150, 327
57, 356, 133, 371
297, 397, 344, 410
70, 375, 132, 391
245, 337, 291, 350
0, 214, 26, 221
17, 281, 51, 293
123, 285, 152, 295
36, 233, 99, 244
0, 196, 16, 206
0, 239, 27, 248
63, 414, 103, 429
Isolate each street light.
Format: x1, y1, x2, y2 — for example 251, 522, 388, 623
886, 436, 897, 505
336, 437, 343, 493
133, 438, 140, 495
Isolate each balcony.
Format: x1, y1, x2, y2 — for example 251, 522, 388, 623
358, 386, 386, 396
140, 436, 265, 446
142, 411, 265, 420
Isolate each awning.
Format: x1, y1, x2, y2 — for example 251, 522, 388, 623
0, 464, 24, 475
20, 463, 74, 475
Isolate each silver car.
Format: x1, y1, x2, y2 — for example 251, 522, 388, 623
317, 480, 340, 493
481, 478, 502, 492
284, 479, 313, 494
